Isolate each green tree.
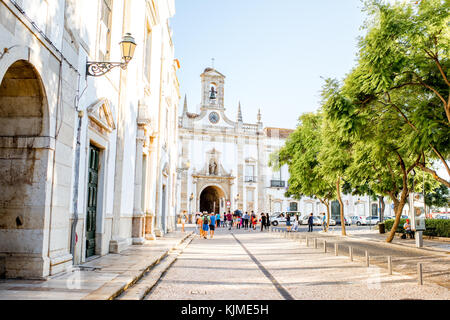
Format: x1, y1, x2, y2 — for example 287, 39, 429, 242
271, 113, 335, 231
318, 85, 356, 236
321, 0, 449, 242
347, 0, 450, 187
322, 75, 426, 242
425, 184, 450, 210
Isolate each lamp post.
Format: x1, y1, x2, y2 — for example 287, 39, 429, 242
269, 195, 272, 213
86, 33, 137, 77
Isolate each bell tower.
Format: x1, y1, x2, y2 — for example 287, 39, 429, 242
200, 68, 226, 109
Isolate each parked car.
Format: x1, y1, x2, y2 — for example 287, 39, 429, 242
300, 215, 322, 226
435, 215, 450, 220
270, 213, 286, 226
270, 212, 301, 226
350, 216, 364, 226
362, 216, 380, 225
334, 216, 351, 226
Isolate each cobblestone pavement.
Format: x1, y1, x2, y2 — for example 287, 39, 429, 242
0, 230, 192, 300
145, 227, 450, 300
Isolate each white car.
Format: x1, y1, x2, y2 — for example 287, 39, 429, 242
350, 216, 364, 226
362, 216, 380, 225
270, 212, 302, 226
300, 216, 323, 226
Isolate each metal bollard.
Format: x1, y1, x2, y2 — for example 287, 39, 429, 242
387, 256, 392, 275
349, 247, 353, 261
306, 237, 309, 247
418, 263, 423, 285
323, 240, 327, 253
365, 251, 369, 267
314, 238, 317, 249
335, 243, 338, 256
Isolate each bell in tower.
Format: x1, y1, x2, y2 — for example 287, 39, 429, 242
200, 67, 226, 109
209, 85, 217, 100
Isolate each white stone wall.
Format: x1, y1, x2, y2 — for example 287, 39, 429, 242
0, 0, 180, 278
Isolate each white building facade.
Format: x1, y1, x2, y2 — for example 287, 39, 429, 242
178, 68, 395, 221
0, 0, 180, 279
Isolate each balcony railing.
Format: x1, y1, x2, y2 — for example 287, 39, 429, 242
270, 180, 285, 188
245, 176, 257, 183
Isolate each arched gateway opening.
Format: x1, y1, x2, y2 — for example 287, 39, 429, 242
199, 186, 225, 214
0, 60, 50, 278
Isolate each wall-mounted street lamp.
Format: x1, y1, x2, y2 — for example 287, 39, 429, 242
235, 193, 240, 207
86, 33, 137, 77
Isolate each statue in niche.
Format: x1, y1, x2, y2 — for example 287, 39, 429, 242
209, 159, 218, 175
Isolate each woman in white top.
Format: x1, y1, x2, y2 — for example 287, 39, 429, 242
292, 216, 299, 232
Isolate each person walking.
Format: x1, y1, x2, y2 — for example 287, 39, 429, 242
251, 212, 257, 230
226, 211, 233, 230
243, 212, 249, 229
180, 211, 187, 232
197, 214, 204, 237
322, 213, 327, 231
216, 212, 221, 228
195, 214, 200, 235
261, 213, 267, 231
308, 213, 314, 232
265, 213, 271, 230
292, 215, 299, 232
202, 213, 210, 239
209, 213, 216, 239
286, 214, 292, 232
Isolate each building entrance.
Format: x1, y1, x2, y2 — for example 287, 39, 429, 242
199, 186, 224, 214
0, 60, 49, 278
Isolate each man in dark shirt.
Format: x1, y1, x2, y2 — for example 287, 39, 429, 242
308, 213, 314, 232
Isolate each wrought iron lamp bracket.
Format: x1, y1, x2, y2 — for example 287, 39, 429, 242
86, 61, 128, 77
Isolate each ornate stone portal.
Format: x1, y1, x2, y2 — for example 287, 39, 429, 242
193, 149, 234, 213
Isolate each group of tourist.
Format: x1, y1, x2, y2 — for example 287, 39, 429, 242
178, 210, 273, 239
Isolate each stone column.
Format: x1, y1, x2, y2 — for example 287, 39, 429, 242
132, 129, 146, 244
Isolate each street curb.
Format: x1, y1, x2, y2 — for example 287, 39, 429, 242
270, 228, 449, 255
302, 232, 450, 256
345, 234, 450, 255
117, 233, 195, 300
82, 231, 194, 300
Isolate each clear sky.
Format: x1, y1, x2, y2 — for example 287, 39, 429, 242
171, 0, 371, 129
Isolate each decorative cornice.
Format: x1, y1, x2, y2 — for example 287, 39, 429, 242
192, 174, 235, 181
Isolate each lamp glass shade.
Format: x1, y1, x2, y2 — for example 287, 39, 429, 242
120, 33, 137, 63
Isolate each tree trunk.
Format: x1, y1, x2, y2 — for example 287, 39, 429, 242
336, 177, 346, 236
386, 152, 413, 243
386, 198, 405, 243
379, 196, 385, 221
386, 185, 409, 242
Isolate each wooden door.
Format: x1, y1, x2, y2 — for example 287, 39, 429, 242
86, 145, 99, 258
